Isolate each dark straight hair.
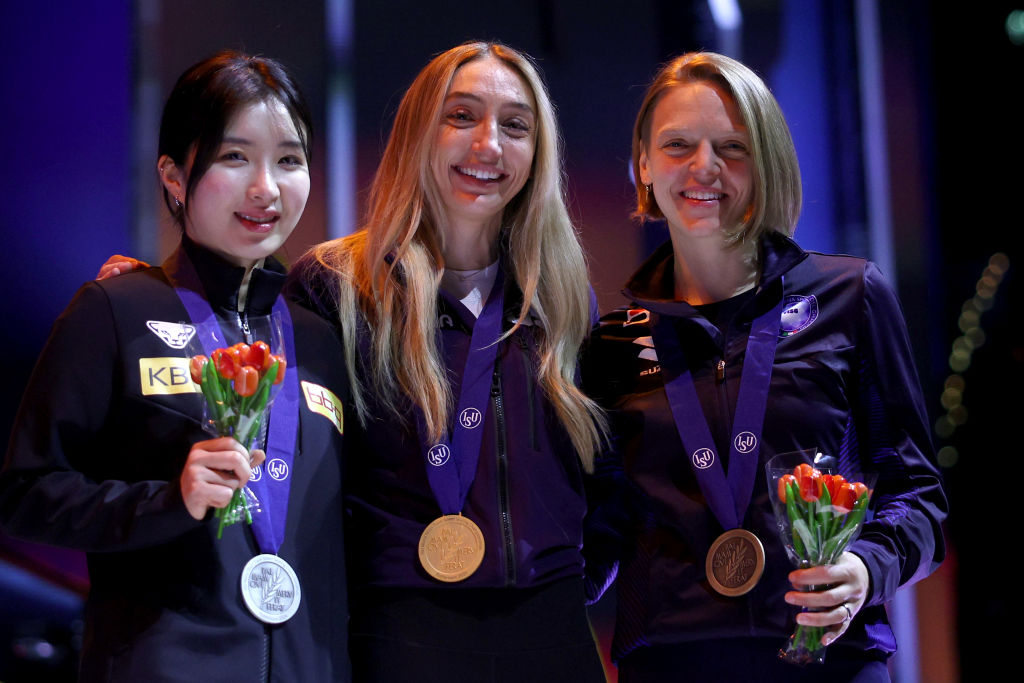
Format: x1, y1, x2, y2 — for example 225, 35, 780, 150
158, 50, 313, 226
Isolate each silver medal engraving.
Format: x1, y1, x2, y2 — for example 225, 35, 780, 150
240, 554, 301, 624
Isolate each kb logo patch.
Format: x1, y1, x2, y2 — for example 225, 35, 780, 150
692, 448, 716, 469
139, 358, 199, 396
459, 407, 483, 429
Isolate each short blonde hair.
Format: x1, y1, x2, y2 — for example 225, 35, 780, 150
632, 52, 802, 243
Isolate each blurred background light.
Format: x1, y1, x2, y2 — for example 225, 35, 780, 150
1007, 10, 1024, 44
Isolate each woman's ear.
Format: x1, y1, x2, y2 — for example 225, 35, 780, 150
637, 148, 652, 187
158, 154, 185, 203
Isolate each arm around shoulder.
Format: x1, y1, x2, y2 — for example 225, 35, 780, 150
580, 318, 644, 603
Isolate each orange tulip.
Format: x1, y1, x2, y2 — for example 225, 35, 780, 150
234, 364, 260, 397
212, 347, 242, 380
189, 355, 208, 385
778, 474, 797, 503
270, 355, 287, 384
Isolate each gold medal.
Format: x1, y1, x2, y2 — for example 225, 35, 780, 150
705, 528, 765, 596
418, 514, 485, 582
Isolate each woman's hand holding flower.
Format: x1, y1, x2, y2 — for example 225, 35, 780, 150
180, 437, 265, 520
785, 551, 870, 646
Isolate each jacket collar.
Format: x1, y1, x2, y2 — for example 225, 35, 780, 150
163, 235, 287, 316
438, 259, 534, 333
622, 230, 807, 315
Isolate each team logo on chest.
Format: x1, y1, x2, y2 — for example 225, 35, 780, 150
779, 295, 818, 337
301, 381, 344, 435
624, 308, 650, 327
146, 321, 196, 349
633, 336, 659, 363
139, 358, 199, 396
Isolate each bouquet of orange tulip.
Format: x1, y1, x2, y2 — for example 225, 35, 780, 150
190, 340, 286, 538
767, 453, 875, 666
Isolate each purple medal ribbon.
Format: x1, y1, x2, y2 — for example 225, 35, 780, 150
651, 286, 784, 530
419, 268, 505, 515
167, 250, 299, 555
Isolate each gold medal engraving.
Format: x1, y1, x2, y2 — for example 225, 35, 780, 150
706, 528, 765, 597
418, 515, 485, 582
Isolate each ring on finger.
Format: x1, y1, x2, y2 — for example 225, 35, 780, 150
841, 603, 853, 623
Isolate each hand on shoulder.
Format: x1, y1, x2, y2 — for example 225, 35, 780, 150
97, 255, 150, 280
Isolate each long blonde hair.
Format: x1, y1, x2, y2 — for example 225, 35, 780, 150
309, 41, 605, 471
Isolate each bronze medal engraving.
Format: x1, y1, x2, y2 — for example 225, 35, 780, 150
418, 514, 486, 582
705, 528, 765, 597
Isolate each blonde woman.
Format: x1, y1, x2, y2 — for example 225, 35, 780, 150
583, 52, 947, 681
290, 42, 607, 682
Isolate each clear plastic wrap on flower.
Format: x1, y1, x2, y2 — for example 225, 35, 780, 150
186, 316, 286, 539
766, 451, 876, 666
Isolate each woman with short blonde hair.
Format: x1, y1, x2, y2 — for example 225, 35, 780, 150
586, 51, 946, 681
632, 51, 802, 245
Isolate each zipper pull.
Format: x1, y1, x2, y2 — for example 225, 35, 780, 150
490, 360, 502, 395
715, 359, 725, 383
238, 312, 252, 343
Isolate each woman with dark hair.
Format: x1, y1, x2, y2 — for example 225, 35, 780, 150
584, 52, 947, 681
290, 41, 608, 682
0, 51, 350, 682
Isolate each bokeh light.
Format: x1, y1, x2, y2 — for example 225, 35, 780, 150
1007, 10, 1024, 45
936, 446, 959, 468
936, 253, 1009, 463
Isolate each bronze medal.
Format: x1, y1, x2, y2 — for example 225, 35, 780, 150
418, 514, 485, 582
705, 528, 765, 597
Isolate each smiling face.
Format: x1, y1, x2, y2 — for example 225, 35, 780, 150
159, 98, 310, 268
430, 56, 537, 237
638, 81, 754, 244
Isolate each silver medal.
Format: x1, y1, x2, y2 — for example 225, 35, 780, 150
240, 554, 301, 624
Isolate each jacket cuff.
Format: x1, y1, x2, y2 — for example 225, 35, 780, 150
848, 539, 897, 607
160, 477, 206, 529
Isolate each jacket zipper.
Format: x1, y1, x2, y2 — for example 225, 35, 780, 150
237, 265, 255, 343
714, 346, 730, 452
237, 265, 271, 680
260, 625, 271, 683
491, 355, 517, 586
237, 310, 253, 343
514, 334, 537, 450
